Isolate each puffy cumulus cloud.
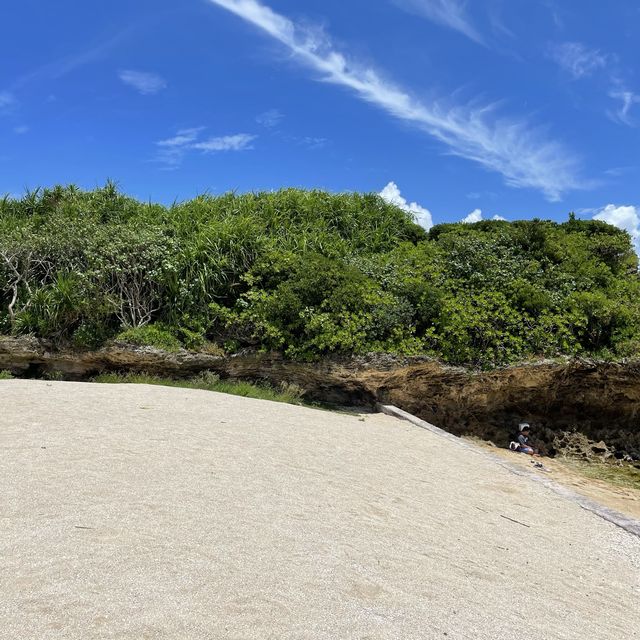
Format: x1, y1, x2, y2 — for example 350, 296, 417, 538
379, 181, 433, 230
593, 204, 640, 254
461, 209, 506, 223
462, 208, 483, 223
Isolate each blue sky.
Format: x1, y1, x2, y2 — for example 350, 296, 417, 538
1, 0, 639, 246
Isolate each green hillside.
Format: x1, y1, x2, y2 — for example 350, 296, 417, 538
1, 183, 638, 368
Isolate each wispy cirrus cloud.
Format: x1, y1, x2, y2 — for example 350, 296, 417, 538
0, 91, 17, 112
155, 127, 256, 168
12, 27, 134, 92
603, 166, 638, 178
207, 0, 582, 201
541, 1, 565, 30
608, 88, 640, 127
548, 42, 638, 128
256, 108, 284, 128
466, 190, 498, 200
119, 70, 167, 95
392, 0, 484, 45
192, 133, 256, 152
156, 127, 205, 148
548, 42, 608, 79
299, 136, 329, 150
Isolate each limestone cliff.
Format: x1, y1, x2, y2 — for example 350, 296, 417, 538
1, 337, 638, 459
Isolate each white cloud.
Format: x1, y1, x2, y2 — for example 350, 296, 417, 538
155, 128, 256, 167
119, 70, 167, 95
547, 44, 638, 128
462, 208, 483, 223
593, 204, 640, 254
548, 42, 607, 79
608, 89, 640, 127
603, 166, 637, 178
156, 127, 205, 147
14, 27, 134, 91
256, 108, 284, 127
299, 136, 329, 149
461, 209, 506, 223
0, 91, 17, 111
393, 0, 484, 45
379, 181, 433, 230
192, 133, 256, 152
207, 0, 582, 201
542, 1, 564, 29
466, 190, 498, 200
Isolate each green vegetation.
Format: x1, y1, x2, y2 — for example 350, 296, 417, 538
0, 370, 14, 380
1, 184, 639, 368
563, 459, 640, 491
116, 325, 182, 352
93, 371, 306, 405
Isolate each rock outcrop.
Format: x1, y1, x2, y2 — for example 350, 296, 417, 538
371, 359, 640, 459
1, 336, 639, 458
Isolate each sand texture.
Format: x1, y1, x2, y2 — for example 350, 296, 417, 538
471, 439, 640, 521
1, 380, 639, 639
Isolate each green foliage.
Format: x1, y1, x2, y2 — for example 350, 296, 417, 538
0, 370, 14, 380
116, 325, 182, 352
564, 459, 640, 491
92, 371, 306, 405
1, 184, 639, 368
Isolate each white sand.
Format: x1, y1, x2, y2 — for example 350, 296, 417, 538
1, 380, 639, 640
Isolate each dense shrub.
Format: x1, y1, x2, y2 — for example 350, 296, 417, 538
116, 325, 182, 352
1, 185, 638, 367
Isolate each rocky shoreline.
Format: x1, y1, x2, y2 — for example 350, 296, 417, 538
1, 336, 639, 460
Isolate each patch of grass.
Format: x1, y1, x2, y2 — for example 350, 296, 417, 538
0, 370, 14, 380
563, 459, 640, 491
115, 325, 182, 352
91, 371, 307, 405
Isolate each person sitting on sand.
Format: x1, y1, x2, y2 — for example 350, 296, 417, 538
513, 422, 537, 455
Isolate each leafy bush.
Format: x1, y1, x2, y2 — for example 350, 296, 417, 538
116, 325, 181, 352
1, 184, 638, 367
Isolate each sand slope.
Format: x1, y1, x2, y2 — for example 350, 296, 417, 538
1, 380, 639, 639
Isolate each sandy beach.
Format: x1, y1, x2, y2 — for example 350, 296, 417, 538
1, 380, 639, 639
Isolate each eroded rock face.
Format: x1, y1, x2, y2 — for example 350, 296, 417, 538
552, 432, 617, 462
1, 337, 639, 458
371, 360, 640, 458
